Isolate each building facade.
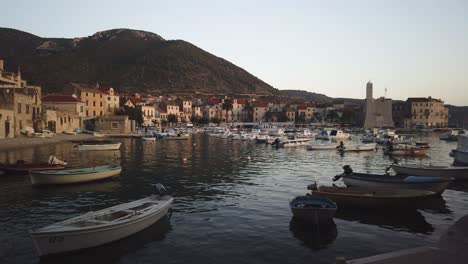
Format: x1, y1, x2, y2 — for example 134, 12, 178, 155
364, 81, 393, 128
404, 97, 448, 128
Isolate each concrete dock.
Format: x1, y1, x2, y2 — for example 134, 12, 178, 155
344, 214, 468, 264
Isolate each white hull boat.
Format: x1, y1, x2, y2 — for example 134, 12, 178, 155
77, 142, 121, 151
450, 135, 468, 165
307, 143, 339, 150
30, 189, 173, 257
392, 164, 468, 180
274, 138, 310, 147
142, 137, 156, 142
337, 143, 376, 152
30, 165, 122, 185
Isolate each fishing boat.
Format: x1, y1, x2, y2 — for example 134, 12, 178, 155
336, 143, 377, 152
273, 137, 310, 147
383, 144, 428, 156
30, 165, 122, 185
392, 164, 468, 180
306, 142, 339, 150
30, 184, 173, 257
334, 166, 452, 194
308, 185, 435, 209
0, 156, 67, 174
290, 196, 337, 222
449, 134, 468, 166
76, 141, 121, 151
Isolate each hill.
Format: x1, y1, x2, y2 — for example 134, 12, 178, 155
0, 28, 277, 95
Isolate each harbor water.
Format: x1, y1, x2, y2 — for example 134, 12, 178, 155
1, 134, 468, 263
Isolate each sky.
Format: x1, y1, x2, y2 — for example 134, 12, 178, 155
1, 0, 468, 105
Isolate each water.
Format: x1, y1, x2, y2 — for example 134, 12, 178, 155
1, 134, 468, 264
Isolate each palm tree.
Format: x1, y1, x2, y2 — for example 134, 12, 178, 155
221, 99, 233, 123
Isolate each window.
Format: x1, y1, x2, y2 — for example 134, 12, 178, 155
93, 93, 95, 97
100, 94, 102, 98
100, 111, 103, 116
111, 122, 118, 129
26, 105, 30, 114
86, 110, 89, 116
93, 111, 96, 116
108, 97, 111, 101
93, 101, 96, 107
80, 106, 84, 112
100, 102, 102, 107
86, 92, 88, 96
17, 103, 21, 114
68, 117, 71, 123
86, 100, 89, 106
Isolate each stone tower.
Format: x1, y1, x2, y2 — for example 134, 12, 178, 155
366, 81, 373, 101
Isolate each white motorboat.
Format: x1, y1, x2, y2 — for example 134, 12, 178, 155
76, 141, 122, 151
306, 142, 339, 150
392, 164, 468, 180
142, 137, 156, 142
274, 137, 310, 147
450, 134, 468, 165
93, 132, 105, 138
329, 130, 351, 141
30, 165, 122, 185
30, 184, 173, 257
336, 143, 377, 152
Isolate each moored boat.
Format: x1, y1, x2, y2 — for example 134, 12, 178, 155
30, 184, 173, 257
76, 141, 121, 151
392, 164, 468, 180
449, 134, 468, 166
334, 166, 452, 194
141, 136, 156, 142
30, 165, 122, 185
336, 143, 376, 152
290, 196, 337, 222
383, 144, 428, 156
306, 142, 339, 150
0, 156, 67, 175
273, 137, 310, 147
309, 185, 436, 209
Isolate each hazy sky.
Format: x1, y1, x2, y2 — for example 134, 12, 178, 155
1, 0, 467, 105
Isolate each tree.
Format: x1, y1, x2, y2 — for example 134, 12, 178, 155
211, 117, 221, 124
242, 102, 254, 122
199, 117, 209, 125
167, 114, 178, 126
221, 99, 233, 123
191, 116, 201, 125
161, 119, 168, 127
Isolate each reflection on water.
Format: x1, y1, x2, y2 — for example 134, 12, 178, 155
40, 215, 172, 264
0, 134, 468, 264
335, 208, 434, 234
290, 217, 337, 250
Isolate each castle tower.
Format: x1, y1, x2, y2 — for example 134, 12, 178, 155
366, 81, 373, 101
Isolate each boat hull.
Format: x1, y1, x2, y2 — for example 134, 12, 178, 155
30, 167, 122, 185
77, 143, 121, 151
392, 164, 468, 180
337, 143, 376, 152
450, 150, 468, 166
312, 187, 435, 209
290, 207, 336, 222
0, 164, 65, 174
342, 177, 450, 195
30, 198, 172, 257
307, 144, 338, 150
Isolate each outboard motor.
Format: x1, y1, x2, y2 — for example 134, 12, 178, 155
153, 183, 168, 196
307, 181, 317, 191
343, 165, 353, 175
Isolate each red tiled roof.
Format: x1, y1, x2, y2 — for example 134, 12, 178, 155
254, 102, 269, 107
42, 94, 84, 103
297, 105, 307, 110
236, 99, 247, 105
209, 97, 220, 105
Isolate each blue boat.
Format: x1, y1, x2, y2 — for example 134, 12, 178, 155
290, 196, 337, 222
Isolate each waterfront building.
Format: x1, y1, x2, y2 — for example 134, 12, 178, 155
0, 59, 42, 136
253, 102, 269, 122
42, 109, 81, 133
141, 105, 156, 126
404, 97, 448, 128
285, 108, 295, 122
99, 87, 119, 114
392, 101, 406, 128
95, 115, 136, 134
363, 81, 393, 128
232, 99, 246, 122
65, 83, 107, 118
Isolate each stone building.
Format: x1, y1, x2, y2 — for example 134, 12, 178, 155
95, 115, 136, 134
99, 87, 119, 114
364, 81, 393, 128
42, 110, 81, 133
141, 105, 156, 126
0, 59, 42, 136
253, 102, 269, 122
65, 83, 107, 118
404, 97, 448, 128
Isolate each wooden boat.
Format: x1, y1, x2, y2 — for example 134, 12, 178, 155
309, 186, 436, 209
0, 156, 67, 174
334, 171, 452, 195
306, 142, 339, 150
290, 196, 337, 222
141, 137, 156, 142
392, 164, 468, 180
76, 141, 121, 151
30, 165, 122, 185
336, 143, 376, 152
30, 184, 173, 257
383, 144, 428, 156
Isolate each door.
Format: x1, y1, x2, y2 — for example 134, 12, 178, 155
5, 121, 10, 137
47, 121, 56, 133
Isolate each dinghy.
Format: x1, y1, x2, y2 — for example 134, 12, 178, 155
336, 143, 376, 152
308, 185, 435, 209
76, 141, 121, 151
290, 196, 337, 222
30, 184, 173, 257
392, 164, 468, 180
30, 165, 122, 185
0, 156, 67, 174
334, 166, 452, 194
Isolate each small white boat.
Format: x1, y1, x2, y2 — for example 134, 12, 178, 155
30, 165, 122, 185
392, 164, 468, 180
93, 132, 105, 138
306, 143, 339, 150
76, 141, 122, 151
63, 131, 77, 135
30, 184, 173, 257
273, 137, 310, 147
450, 135, 468, 166
336, 143, 377, 152
142, 137, 156, 142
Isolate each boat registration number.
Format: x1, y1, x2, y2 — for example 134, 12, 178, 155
49, 236, 64, 243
